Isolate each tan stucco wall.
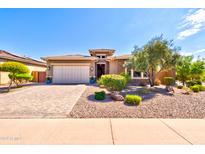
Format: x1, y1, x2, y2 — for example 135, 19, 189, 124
109, 60, 118, 74
109, 59, 126, 74
0, 72, 10, 84
45, 59, 126, 79
27, 64, 46, 73
0, 59, 46, 84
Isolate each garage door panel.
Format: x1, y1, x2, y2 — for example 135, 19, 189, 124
53, 65, 89, 84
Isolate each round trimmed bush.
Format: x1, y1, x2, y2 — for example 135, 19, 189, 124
98, 74, 127, 91
190, 85, 200, 92
186, 80, 202, 87
95, 91, 106, 100
198, 85, 205, 91
163, 77, 175, 86
125, 94, 142, 105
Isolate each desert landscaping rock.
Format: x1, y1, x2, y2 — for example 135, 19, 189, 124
69, 85, 205, 118
110, 92, 124, 101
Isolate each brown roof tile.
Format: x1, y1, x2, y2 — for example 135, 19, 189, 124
0, 50, 46, 67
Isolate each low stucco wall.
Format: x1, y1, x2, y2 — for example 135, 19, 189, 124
0, 72, 10, 84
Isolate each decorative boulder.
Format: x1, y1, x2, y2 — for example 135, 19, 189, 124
110, 92, 124, 101
166, 86, 175, 93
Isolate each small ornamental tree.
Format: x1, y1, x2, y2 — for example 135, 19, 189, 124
0, 62, 32, 91
125, 35, 181, 87
176, 56, 192, 86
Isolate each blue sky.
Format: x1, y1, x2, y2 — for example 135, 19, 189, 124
0, 8, 205, 60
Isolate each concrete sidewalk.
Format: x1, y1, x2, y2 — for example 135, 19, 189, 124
0, 119, 205, 144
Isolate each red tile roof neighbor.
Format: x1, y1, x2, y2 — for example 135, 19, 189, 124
0, 50, 46, 67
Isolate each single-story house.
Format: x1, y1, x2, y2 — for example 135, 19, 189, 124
42, 48, 166, 84
0, 50, 47, 84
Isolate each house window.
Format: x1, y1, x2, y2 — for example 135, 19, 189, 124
133, 71, 141, 78
96, 55, 106, 59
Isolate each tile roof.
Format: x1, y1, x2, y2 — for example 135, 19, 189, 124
0, 50, 46, 67
41, 54, 97, 61
114, 54, 132, 60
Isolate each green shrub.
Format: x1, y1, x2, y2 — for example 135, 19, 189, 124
97, 79, 103, 86
94, 91, 106, 100
163, 77, 175, 86
125, 94, 142, 105
8, 73, 33, 85
98, 74, 127, 91
190, 85, 200, 92
120, 72, 131, 83
198, 85, 205, 91
186, 80, 202, 87
15, 74, 33, 81
192, 84, 205, 91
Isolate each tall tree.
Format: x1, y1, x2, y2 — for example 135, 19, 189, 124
190, 58, 205, 80
176, 56, 193, 85
125, 35, 180, 86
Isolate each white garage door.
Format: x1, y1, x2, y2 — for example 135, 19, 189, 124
53, 65, 89, 84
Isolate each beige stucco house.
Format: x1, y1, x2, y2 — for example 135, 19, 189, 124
0, 50, 47, 84
41, 49, 151, 84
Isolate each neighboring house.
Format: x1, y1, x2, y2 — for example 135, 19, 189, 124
42, 49, 152, 84
0, 50, 47, 84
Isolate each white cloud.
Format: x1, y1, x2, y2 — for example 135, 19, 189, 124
193, 48, 205, 54
177, 9, 205, 40
180, 48, 205, 56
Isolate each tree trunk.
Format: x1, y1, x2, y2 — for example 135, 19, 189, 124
150, 68, 155, 87
8, 79, 12, 92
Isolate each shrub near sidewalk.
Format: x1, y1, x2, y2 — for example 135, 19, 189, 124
190, 85, 205, 92
199, 85, 205, 91
186, 80, 202, 87
190, 85, 200, 93
98, 74, 127, 91
125, 94, 142, 105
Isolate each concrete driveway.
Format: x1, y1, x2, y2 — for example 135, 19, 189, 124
0, 85, 87, 118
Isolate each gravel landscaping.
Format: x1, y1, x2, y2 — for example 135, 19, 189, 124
69, 85, 205, 118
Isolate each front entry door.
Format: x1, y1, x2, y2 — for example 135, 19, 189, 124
97, 64, 105, 78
